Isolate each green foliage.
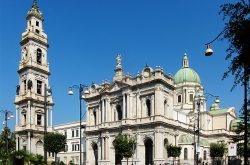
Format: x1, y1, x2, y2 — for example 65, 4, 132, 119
113, 133, 136, 160
0, 128, 16, 164
44, 132, 66, 154
9, 150, 28, 164
68, 160, 74, 165
166, 144, 182, 157
28, 153, 46, 165
236, 143, 250, 157
220, 0, 250, 89
231, 117, 250, 143
210, 143, 226, 158
52, 161, 66, 165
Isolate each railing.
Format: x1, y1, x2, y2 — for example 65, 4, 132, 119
19, 57, 50, 73
15, 91, 53, 103
22, 30, 48, 44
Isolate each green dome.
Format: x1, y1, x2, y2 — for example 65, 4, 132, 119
174, 68, 201, 84
174, 53, 201, 84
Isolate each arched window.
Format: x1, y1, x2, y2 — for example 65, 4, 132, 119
37, 48, 42, 64
203, 150, 207, 160
146, 99, 151, 116
117, 105, 122, 120
184, 148, 188, 160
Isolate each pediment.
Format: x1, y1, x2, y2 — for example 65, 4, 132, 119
99, 85, 110, 93
109, 81, 128, 92
110, 96, 122, 104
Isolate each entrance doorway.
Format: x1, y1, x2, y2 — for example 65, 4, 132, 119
145, 138, 153, 165
92, 143, 98, 165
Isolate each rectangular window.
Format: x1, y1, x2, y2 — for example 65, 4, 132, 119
189, 94, 194, 102
24, 80, 27, 93
76, 129, 79, 137
37, 80, 42, 94
72, 130, 74, 137
64, 130, 67, 138
65, 145, 68, 152
178, 95, 182, 103
23, 146, 26, 151
37, 114, 42, 125
72, 144, 75, 151
75, 144, 79, 151
35, 29, 40, 34
36, 21, 39, 27
23, 114, 27, 125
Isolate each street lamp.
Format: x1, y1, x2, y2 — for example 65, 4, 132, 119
194, 93, 218, 165
68, 84, 89, 165
0, 110, 14, 156
44, 84, 52, 164
204, 33, 249, 165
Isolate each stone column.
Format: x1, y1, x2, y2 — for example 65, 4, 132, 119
102, 100, 105, 122
106, 137, 111, 160
151, 95, 155, 116
101, 137, 104, 160
106, 99, 110, 122
154, 130, 165, 164
136, 93, 141, 118
27, 132, 31, 153
50, 109, 52, 126
155, 86, 163, 116
16, 108, 18, 126
27, 101, 31, 124
98, 138, 102, 161
123, 94, 126, 119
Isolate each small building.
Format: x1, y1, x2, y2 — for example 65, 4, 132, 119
53, 121, 86, 165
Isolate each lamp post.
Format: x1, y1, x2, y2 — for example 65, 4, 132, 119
44, 84, 52, 164
205, 34, 249, 165
195, 93, 218, 165
68, 84, 89, 165
0, 110, 14, 160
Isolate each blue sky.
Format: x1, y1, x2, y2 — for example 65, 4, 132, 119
0, 0, 242, 130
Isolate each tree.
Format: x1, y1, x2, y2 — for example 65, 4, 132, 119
220, 0, 250, 88
231, 116, 250, 157
44, 132, 66, 164
219, 1, 250, 164
166, 144, 182, 158
28, 153, 46, 165
166, 145, 181, 165
113, 133, 136, 165
210, 143, 226, 165
0, 128, 15, 164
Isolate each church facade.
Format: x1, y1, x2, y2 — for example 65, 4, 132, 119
85, 54, 238, 165
14, 0, 54, 155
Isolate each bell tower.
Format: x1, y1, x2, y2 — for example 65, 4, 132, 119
15, 0, 54, 155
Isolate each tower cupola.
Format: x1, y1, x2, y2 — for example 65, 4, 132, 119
182, 53, 189, 68
26, 0, 43, 21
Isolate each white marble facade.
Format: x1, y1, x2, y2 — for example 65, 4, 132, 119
15, 0, 53, 155
84, 54, 237, 165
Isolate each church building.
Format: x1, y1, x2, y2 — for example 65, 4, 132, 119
14, 0, 54, 155
85, 54, 238, 165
